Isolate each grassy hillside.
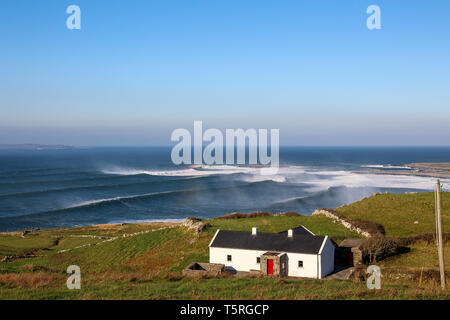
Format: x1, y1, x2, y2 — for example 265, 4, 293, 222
1, 196, 450, 299
336, 192, 450, 237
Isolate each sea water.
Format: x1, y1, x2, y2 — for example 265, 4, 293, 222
0, 146, 449, 231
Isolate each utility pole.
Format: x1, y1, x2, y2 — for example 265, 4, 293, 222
435, 179, 446, 290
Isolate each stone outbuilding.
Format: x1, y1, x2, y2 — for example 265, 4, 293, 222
182, 262, 225, 277
336, 238, 364, 266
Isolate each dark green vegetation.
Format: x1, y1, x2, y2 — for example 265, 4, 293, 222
1, 193, 449, 299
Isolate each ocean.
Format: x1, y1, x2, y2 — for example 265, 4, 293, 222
0, 146, 449, 231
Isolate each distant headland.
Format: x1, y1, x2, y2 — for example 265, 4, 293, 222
0, 144, 77, 150
364, 162, 450, 179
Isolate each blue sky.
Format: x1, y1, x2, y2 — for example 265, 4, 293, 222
1, 0, 449, 146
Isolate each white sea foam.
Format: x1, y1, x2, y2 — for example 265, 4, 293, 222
302, 169, 450, 191
59, 163, 450, 219
69, 190, 179, 209
107, 218, 184, 224
361, 164, 412, 169
102, 165, 261, 177
101, 164, 447, 193
102, 164, 307, 183
239, 175, 287, 183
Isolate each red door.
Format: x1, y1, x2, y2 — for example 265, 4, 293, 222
347, 252, 354, 266
267, 259, 274, 275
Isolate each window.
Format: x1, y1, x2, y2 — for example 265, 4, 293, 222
256, 257, 260, 264
227, 255, 232, 262
298, 260, 303, 268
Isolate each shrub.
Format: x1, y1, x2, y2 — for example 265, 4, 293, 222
411, 269, 450, 282
397, 233, 450, 245
360, 237, 402, 263
217, 212, 274, 219
217, 212, 247, 219
348, 218, 385, 236
247, 212, 273, 218
351, 265, 367, 281
278, 211, 301, 217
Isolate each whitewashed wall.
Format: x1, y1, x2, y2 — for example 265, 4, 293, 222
319, 237, 335, 278
285, 253, 319, 278
209, 236, 335, 279
210, 247, 266, 271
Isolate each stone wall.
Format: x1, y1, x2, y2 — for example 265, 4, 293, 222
351, 247, 363, 266
249, 269, 263, 277
182, 262, 225, 277
312, 209, 372, 238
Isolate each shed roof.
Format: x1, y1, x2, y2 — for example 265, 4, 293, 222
339, 238, 364, 248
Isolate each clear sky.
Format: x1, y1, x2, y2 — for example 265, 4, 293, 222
1, 0, 449, 146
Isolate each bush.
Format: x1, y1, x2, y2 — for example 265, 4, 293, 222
217, 212, 247, 219
217, 212, 274, 219
351, 265, 367, 281
278, 212, 301, 217
247, 212, 273, 218
348, 218, 385, 236
412, 269, 450, 282
360, 237, 402, 263
397, 233, 450, 245
217, 211, 301, 219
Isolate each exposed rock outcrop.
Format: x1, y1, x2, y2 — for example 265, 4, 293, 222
182, 217, 210, 233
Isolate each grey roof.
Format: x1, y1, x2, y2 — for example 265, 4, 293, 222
339, 239, 364, 248
210, 227, 326, 254
278, 226, 314, 236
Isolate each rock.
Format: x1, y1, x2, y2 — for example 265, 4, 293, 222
414, 221, 419, 224
183, 217, 210, 233
1, 256, 12, 262
21, 230, 31, 237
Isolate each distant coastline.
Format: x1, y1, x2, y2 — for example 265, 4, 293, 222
363, 162, 450, 179
0, 144, 77, 150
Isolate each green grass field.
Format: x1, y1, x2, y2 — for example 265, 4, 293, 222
336, 192, 450, 236
1, 193, 449, 299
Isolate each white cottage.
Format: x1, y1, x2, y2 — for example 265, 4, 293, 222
209, 226, 335, 278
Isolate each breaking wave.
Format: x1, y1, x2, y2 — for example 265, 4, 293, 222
361, 164, 413, 169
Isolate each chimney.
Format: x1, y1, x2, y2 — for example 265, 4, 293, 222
252, 227, 258, 236
288, 229, 293, 238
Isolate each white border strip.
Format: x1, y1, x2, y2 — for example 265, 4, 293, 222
208, 229, 220, 247
301, 225, 315, 236
318, 235, 328, 255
